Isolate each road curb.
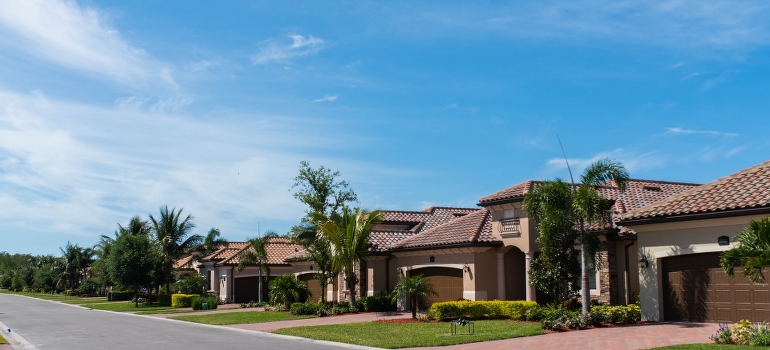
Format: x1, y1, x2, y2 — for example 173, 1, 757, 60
0, 320, 39, 350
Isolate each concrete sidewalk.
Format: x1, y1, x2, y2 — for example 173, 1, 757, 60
408, 322, 718, 350
227, 311, 412, 332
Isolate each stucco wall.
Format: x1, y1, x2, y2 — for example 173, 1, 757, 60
632, 215, 766, 321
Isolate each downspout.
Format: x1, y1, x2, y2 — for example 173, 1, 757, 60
624, 240, 636, 305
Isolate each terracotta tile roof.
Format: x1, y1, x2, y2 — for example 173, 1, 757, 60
219, 237, 304, 266
369, 207, 480, 252
620, 160, 770, 222
173, 254, 195, 269
199, 242, 249, 263
478, 180, 541, 205
386, 209, 501, 250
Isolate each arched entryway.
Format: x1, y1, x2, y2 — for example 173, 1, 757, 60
504, 247, 526, 301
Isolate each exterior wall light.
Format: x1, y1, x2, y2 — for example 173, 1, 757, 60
638, 258, 650, 269
396, 267, 403, 275
463, 264, 471, 273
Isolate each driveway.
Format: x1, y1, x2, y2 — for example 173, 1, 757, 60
409, 322, 718, 350
0, 294, 371, 350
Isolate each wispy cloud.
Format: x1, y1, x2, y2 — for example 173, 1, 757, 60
695, 145, 747, 162
252, 34, 325, 64
544, 149, 666, 175
313, 94, 339, 103
667, 62, 686, 69
665, 127, 738, 137
699, 70, 737, 91
0, 0, 171, 87
392, 1, 770, 52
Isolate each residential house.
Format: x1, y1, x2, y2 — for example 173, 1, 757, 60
619, 160, 770, 322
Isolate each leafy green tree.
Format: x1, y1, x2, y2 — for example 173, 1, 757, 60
392, 274, 437, 319
108, 233, 156, 307
524, 158, 628, 314
237, 230, 278, 304
150, 206, 202, 294
319, 205, 382, 308
290, 161, 357, 302
268, 274, 309, 309
721, 217, 770, 284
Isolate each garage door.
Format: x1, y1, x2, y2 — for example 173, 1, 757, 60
411, 267, 463, 306
663, 252, 770, 322
234, 276, 272, 304
298, 273, 322, 302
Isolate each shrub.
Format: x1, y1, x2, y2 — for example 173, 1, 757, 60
268, 274, 308, 309
290, 302, 319, 315
710, 323, 733, 344
732, 319, 754, 345
191, 296, 220, 310
358, 291, 397, 312
172, 275, 207, 295
107, 291, 133, 301
428, 300, 538, 321
590, 304, 641, 324
751, 323, 770, 346
171, 294, 199, 308
157, 294, 172, 307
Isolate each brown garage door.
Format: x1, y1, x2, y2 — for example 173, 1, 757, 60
234, 276, 273, 304
411, 267, 463, 306
663, 252, 770, 322
299, 273, 322, 302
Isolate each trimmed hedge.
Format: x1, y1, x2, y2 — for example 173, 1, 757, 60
171, 294, 200, 308
157, 294, 172, 307
191, 296, 219, 310
107, 291, 133, 301
428, 300, 538, 321
590, 304, 641, 324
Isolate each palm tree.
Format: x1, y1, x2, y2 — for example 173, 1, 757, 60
392, 274, 437, 319
524, 158, 628, 314
201, 228, 228, 255
319, 205, 383, 309
149, 206, 203, 294
721, 217, 770, 284
237, 230, 278, 304
59, 242, 88, 290
268, 274, 309, 309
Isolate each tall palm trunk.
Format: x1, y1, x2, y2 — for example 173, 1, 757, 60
579, 219, 590, 315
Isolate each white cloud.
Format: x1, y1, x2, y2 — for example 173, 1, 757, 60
252, 34, 325, 64
0, 0, 172, 86
313, 94, 339, 103
665, 127, 738, 137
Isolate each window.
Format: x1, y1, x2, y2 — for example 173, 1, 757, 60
577, 261, 599, 293
503, 209, 515, 219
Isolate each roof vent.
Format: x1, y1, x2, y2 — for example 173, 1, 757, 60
642, 185, 662, 192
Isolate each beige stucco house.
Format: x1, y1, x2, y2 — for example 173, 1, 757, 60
619, 160, 770, 323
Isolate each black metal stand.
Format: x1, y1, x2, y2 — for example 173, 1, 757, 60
450, 318, 475, 335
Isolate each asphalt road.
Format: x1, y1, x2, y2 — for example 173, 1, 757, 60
0, 294, 368, 350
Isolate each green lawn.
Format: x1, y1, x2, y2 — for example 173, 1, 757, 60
134, 308, 202, 315
649, 345, 754, 350
170, 311, 313, 325
61, 298, 110, 305
0, 289, 81, 302
275, 320, 544, 349
86, 302, 174, 312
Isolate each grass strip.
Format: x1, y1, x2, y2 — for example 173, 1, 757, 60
170, 311, 312, 325
275, 320, 543, 349
86, 302, 174, 312
135, 308, 202, 315
0, 333, 8, 345
650, 345, 754, 350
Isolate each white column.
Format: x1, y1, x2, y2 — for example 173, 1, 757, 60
497, 253, 506, 300
525, 251, 535, 302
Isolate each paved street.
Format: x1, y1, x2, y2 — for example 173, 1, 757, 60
0, 294, 369, 350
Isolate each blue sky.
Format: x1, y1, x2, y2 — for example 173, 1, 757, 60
1, 1, 769, 255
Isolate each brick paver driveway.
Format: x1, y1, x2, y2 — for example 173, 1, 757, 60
410, 322, 717, 350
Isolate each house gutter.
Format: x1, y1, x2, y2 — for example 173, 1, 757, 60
618, 206, 770, 226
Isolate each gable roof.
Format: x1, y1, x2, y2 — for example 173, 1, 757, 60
620, 160, 770, 223
369, 207, 480, 252
477, 180, 541, 205
197, 238, 303, 266
386, 209, 501, 250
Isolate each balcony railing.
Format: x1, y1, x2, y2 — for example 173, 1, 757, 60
498, 217, 521, 235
